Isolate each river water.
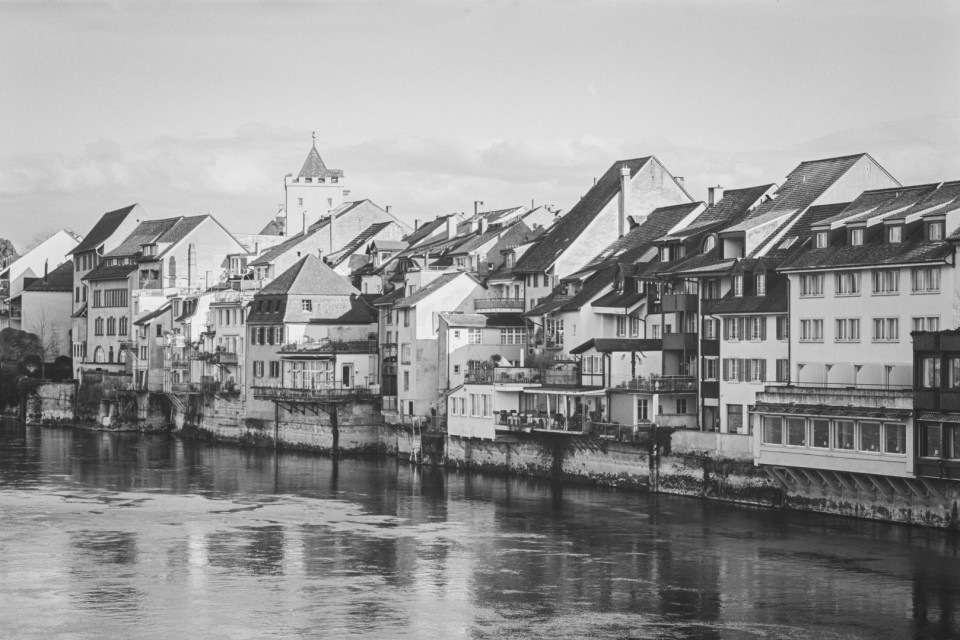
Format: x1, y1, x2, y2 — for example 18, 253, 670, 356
0, 420, 958, 639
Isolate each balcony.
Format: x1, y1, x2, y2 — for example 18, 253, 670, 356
138, 277, 162, 290
663, 332, 698, 351
662, 293, 698, 313
252, 385, 373, 402
119, 340, 137, 352
463, 365, 581, 387
613, 375, 697, 393
214, 352, 238, 365
474, 297, 525, 313
279, 339, 377, 354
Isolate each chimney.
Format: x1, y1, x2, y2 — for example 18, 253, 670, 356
43, 259, 48, 282
479, 218, 489, 234
708, 185, 724, 207
446, 215, 457, 240
675, 176, 685, 187
414, 219, 421, 231
385, 205, 392, 214
618, 165, 631, 237
302, 211, 308, 236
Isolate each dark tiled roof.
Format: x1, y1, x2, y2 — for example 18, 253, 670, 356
658, 184, 775, 242
156, 215, 206, 249
513, 157, 653, 273
754, 401, 911, 420
69, 205, 137, 255
82, 262, 137, 282
373, 287, 405, 307
297, 144, 343, 180
105, 218, 181, 257
570, 338, 662, 354
331, 222, 392, 267
760, 202, 851, 262
817, 184, 940, 228
258, 254, 358, 296
307, 201, 366, 233
249, 231, 313, 267
307, 295, 378, 325
403, 216, 448, 246
22, 261, 74, 293
701, 277, 788, 315
591, 289, 646, 309
134, 302, 171, 325
779, 226, 952, 272
586, 202, 701, 269
371, 240, 406, 251
541, 265, 618, 313
259, 219, 284, 235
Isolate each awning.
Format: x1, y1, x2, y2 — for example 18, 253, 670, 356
918, 412, 960, 424
753, 402, 911, 421
523, 387, 606, 397
281, 352, 335, 360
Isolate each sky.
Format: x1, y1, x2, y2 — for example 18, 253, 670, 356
1, 0, 958, 250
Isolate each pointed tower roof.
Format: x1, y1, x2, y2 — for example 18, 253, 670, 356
297, 132, 344, 180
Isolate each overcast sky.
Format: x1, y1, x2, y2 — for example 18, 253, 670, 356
2, 0, 958, 249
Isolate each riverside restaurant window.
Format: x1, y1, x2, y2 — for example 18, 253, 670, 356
761, 416, 906, 455
291, 360, 332, 388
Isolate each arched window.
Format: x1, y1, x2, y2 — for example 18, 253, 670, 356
106, 317, 116, 335
93, 346, 105, 363
94, 317, 104, 335
119, 317, 128, 335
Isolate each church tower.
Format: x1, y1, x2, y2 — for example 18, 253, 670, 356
284, 133, 347, 235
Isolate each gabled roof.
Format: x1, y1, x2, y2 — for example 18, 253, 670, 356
513, 157, 653, 273
570, 338, 663, 354
249, 230, 313, 267
22, 261, 74, 293
330, 222, 392, 267
394, 272, 476, 309
657, 184, 776, 242
105, 217, 181, 257
258, 254, 358, 296
586, 202, 702, 269
81, 262, 137, 282
370, 239, 406, 251
134, 302, 171, 326
403, 217, 448, 246
69, 205, 137, 255
297, 142, 343, 180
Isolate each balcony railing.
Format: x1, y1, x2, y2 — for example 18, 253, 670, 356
587, 421, 653, 442
613, 375, 696, 393
169, 382, 200, 394
464, 366, 581, 387
474, 297, 525, 312
252, 385, 373, 401
138, 277, 162, 290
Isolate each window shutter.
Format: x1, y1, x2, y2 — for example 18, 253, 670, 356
722, 359, 729, 381
738, 358, 746, 382
760, 317, 767, 340
760, 359, 767, 382
723, 319, 730, 340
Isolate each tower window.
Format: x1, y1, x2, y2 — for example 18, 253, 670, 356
298, 198, 303, 206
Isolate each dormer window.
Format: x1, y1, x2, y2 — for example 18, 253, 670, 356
928, 221, 944, 241
733, 275, 744, 297
659, 246, 670, 262
888, 225, 902, 244
779, 236, 798, 250
850, 228, 864, 246
755, 274, 766, 296
814, 232, 828, 249
141, 243, 157, 257
701, 235, 716, 253
505, 253, 514, 268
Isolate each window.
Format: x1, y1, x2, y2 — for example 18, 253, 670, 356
885, 423, 906, 454
637, 398, 649, 422
850, 228, 864, 246
401, 343, 411, 364
787, 418, 806, 446
762, 416, 783, 444
106, 317, 116, 335
723, 358, 742, 382
747, 317, 765, 341
724, 317, 743, 341
94, 317, 104, 335
453, 365, 460, 375
913, 316, 940, 332
468, 329, 482, 344
387, 309, 393, 325
297, 197, 303, 206
800, 319, 823, 342
887, 225, 902, 243
872, 270, 899, 294
545, 318, 564, 347
651, 325, 661, 339
403, 309, 410, 327
755, 274, 766, 296
269, 361, 280, 378
922, 423, 942, 456
93, 290, 102, 307
836, 420, 855, 450
157, 324, 163, 337
499, 328, 525, 345
776, 359, 789, 383
302, 299, 312, 312
921, 356, 941, 388
911, 267, 940, 293
75, 287, 80, 303
799, 274, 824, 297
928, 221, 944, 241
949, 358, 960, 388
776, 316, 789, 340
835, 272, 860, 296
811, 419, 830, 448
403, 371, 410, 391
629, 316, 640, 337
703, 357, 718, 381
704, 279, 720, 299
747, 358, 766, 383
733, 275, 743, 297
703, 319, 718, 340
119, 317, 128, 335
616, 316, 627, 337
872, 317, 899, 342
835, 318, 860, 342
727, 404, 743, 433
253, 361, 264, 377
814, 232, 828, 248
860, 421, 881, 452
581, 355, 603, 375
676, 398, 688, 414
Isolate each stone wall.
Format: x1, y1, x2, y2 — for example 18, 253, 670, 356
24, 381, 76, 424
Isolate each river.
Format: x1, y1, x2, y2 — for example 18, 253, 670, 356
0, 419, 958, 639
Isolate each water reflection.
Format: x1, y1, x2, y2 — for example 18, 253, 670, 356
1, 419, 959, 639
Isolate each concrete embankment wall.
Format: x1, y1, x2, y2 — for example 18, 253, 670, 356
24, 381, 76, 424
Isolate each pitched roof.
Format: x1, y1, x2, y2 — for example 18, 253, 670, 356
134, 302, 171, 326
513, 157, 653, 273
657, 184, 775, 242
105, 217, 181, 257
394, 272, 472, 309
330, 222, 392, 267
439, 312, 525, 328
779, 228, 953, 272
307, 295, 378, 325
297, 143, 343, 180
258, 254, 358, 296
701, 277, 788, 315
586, 202, 702, 269
403, 216, 448, 246
591, 289, 646, 309
69, 205, 137, 255
81, 262, 137, 282
371, 239, 406, 251
22, 261, 74, 293
570, 338, 663, 354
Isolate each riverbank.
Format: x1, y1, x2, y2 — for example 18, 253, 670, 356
22, 381, 960, 530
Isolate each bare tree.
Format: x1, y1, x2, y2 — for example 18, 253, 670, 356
30, 308, 62, 379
